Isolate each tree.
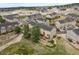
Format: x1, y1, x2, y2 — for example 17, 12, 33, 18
31, 25, 40, 43
48, 6, 52, 9
0, 16, 5, 23
15, 26, 21, 34
23, 25, 30, 39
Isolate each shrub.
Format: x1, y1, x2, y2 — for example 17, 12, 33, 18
68, 38, 73, 42
15, 26, 21, 34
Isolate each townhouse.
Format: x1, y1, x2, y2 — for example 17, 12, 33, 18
28, 13, 43, 19
67, 13, 79, 19
27, 13, 57, 40
3, 14, 18, 22
66, 28, 79, 44
0, 21, 19, 34
46, 12, 57, 19
27, 19, 56, 40
55, 17, 76, 32
28, 13, 50, 25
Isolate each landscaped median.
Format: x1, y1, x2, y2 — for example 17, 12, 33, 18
46, 40, 56, 48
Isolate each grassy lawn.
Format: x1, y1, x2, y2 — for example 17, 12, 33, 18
0, 37, 79, 55
0, 39, 34, 55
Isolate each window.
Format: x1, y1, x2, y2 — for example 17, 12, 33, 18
1, 27, 6, 33
7, 25, 12, 31
63, 27, 65, 30
68, 38, 73, 42
43, 32, 45, 36
47, 34, 50, 39
77, 41, 79, 44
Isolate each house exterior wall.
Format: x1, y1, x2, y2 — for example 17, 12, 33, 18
40, 28, 56, 40
50, 28, 56, 40
6, 25, 12, 31
0, 26, 6, 33
55, 21, 64, 31
40, 29, 50, 38
55, 21, 61, 29
0, 23, 18, 34
36, 20, 47, 24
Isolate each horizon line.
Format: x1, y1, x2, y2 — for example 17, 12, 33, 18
0, 3, 72, 8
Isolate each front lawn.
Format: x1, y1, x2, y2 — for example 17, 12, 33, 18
0, 37, 69, 55
0, 39, 34, 55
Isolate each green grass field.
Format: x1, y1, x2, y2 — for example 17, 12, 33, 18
0, 37, 79, 55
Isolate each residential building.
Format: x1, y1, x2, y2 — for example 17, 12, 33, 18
55, 17, 76, 32
67, 13, 79, 19
3, 14, 18, 22
0, 21, 19, 34
27, 19, 56, 40
66, 28, 79, 44
28, 13, 49, 25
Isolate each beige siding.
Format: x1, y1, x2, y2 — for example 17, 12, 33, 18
1, 27, 6, 33
50, 28, 56, 40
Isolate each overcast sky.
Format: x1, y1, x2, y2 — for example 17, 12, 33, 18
0, 3, 71, 8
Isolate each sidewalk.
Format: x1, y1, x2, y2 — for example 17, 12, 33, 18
57, 33, 79, 50
0, 34, 23, 52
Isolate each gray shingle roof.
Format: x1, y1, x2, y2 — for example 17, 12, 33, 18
48, 12, 57, 16
67, 14, 79, 18
0, 21, 19, 28
73, 29, 79, 35
4, 14, 18, 20
29, 13, 42, 18
27, 20, 53, 31
59, 17, 75, 24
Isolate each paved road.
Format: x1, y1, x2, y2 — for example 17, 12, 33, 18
0, 34, 23, 52
57, 33, 79, 50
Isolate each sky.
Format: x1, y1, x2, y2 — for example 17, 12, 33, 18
0, 3, 72, 8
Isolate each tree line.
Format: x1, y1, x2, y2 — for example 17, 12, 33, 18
15, 24, 40, 43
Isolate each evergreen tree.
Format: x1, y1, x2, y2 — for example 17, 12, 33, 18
0, 16, 5, 23
23, 25, 30, 39
15, 26, 21, 34
31, 25, 40, 43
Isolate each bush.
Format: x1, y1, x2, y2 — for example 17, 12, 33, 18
23, 25, 30, 39
49, 40, 54, 44
57, 36, 61, 40
15, 26, 21, 34
68, 38, 73, 42
46, 40, 56, 48
0, 16, 5, 23
53, 35, 57, 38
46, 43, 56, 48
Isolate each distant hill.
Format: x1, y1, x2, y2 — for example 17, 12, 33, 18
0, 3, 79, 11
54, 3, 79, 8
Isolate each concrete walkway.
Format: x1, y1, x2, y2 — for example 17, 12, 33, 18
57, 33, 79, 50
0, 34, 23, 52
